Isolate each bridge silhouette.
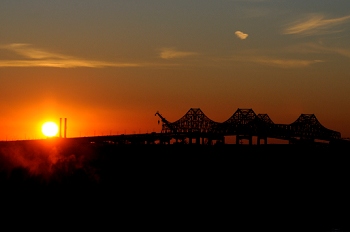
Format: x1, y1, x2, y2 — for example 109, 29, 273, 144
154, 108, 341, 145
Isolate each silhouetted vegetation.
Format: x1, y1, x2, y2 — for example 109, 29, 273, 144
0, 140, 349, 231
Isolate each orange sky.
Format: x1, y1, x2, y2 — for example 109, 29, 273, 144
1, 1, 350, 140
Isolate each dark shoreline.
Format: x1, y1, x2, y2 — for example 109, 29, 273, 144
1, 141, 349, 231
1, 141, 349, 187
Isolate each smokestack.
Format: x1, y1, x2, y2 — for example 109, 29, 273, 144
64, 118, 67, 138
59, 118, 62, 138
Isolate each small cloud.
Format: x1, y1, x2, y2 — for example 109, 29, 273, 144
159, 47, 197, 59
284, 14, 350, 35
235, 31, 248, 40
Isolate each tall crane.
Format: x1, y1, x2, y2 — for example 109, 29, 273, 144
155, 111, 175, 133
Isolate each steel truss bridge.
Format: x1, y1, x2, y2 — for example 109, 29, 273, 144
153, 108, 341, 145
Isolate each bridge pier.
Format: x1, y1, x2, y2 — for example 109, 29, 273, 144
207, 138, 212, 145
289, 137, 315, 144
236, 135, 253, 145
257, 136, 268, 145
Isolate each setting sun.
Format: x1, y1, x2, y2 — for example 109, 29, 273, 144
42, 122, 59, 137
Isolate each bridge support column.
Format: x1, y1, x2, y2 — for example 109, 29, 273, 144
236, 135, 252, 145
221, 136, 225, 145
207, 138, 212, 145
248, 136, 252, 145
236, 135, 240, 145
257, 137, 267, 145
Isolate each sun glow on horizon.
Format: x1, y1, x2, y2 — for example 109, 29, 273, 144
42, 122, 59, 137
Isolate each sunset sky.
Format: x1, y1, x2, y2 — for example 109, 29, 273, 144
1, 0, 350, 140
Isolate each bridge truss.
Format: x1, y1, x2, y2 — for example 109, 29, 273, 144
155, 108, 341, 145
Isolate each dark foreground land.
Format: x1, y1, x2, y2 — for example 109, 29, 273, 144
0, 139, 349, 231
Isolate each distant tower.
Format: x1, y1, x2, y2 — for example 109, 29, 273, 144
59, 118, 62, 138
64, 118, 67, 138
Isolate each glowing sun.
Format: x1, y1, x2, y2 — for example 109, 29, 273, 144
42, 122, 59, 137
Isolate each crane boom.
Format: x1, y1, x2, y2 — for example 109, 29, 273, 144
155, 111, 175, 133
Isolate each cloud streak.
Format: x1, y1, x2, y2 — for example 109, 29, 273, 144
1, 43, 71, 60
251, 57, 323, 68
0, 59, 141, 68
231, 55, 323, 68
288, 43, 350, 59
284, 14, 350, 35
0, 43, 157, 68
159, 47, 198, 59
235, 31, 248, 40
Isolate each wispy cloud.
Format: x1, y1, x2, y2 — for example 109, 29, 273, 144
231, 0, 271, 2
251, 57, 323, 68
0, 59, 141, 68
0, 43, 153, 68
284, 14, 350, 35
231, 55, 323, 68
1, 43, 71, 60
326, 47, 350, 58
286, 42, 350, 59
159, 47, 198, 59
235, 31, 249, 40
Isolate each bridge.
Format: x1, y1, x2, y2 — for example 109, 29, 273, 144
154, 108, 342, 145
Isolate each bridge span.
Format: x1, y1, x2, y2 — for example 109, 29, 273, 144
154, 108, 342, 145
